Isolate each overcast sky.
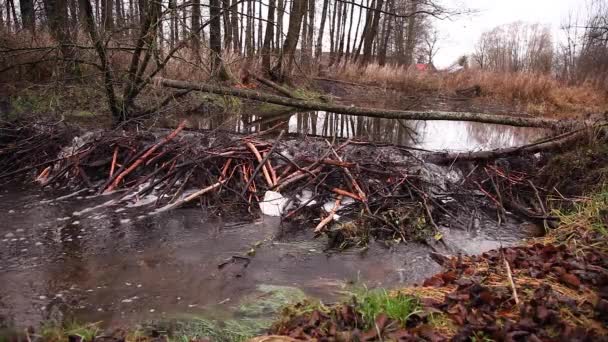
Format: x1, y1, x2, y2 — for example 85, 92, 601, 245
433, 0, 584, 68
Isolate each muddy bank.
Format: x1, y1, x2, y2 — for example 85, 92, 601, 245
267, 242, 608, 341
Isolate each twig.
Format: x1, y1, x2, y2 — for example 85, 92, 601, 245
104, 120, 187, 193
109, 146, 118, 177
155, 180, 225, 213
314, 195, 343, 233
242, 130, 284, 195
245, 141, 274, 188
503, 250, 520, 306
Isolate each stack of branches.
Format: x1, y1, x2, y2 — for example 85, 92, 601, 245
6, 120, 472, 246
0, 119, 75, 183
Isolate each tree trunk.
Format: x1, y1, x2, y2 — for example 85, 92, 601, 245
350, 0, 363, 61
345, 0, 355, 60
262, 0, 276, 74
328, 0, 337, 66
257, 0, 263, 52
336, 0, 347, 65
191, 0, 201, 51
231, 0, 240, 52
19, 0, 35, 31
245, 0, 253, 56
79, 0, 121, 123
314, 0, 328, 60
210, 0, 230, 79
306, 0, 314, 61
101, 0, 113, 32
222, 0, 232, 50
404, 1, 418, 66
300, 0, 308, 67
275, 0, 285, 50
157, 77, 568, 129
360, 0, 384, 65
271, 0, 307, 82
378, 0, 394, 66
169, 0, 177, 49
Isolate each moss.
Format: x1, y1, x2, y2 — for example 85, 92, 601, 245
192, 93, 242, 113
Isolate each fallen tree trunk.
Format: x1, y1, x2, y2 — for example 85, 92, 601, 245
155, 77, 571, 128
426, 125, 606, 164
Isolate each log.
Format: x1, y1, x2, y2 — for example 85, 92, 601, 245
254, 75, 300, 99
155, 77, 570, 128
426, 125, 605, 164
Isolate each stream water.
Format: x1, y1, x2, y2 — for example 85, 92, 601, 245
177, 110, 547, 151
0, 114, 547, 334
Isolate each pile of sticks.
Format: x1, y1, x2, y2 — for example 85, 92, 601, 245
8, 120, 462, 243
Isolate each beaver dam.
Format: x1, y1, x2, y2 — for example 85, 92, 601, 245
0, 113, 606, 340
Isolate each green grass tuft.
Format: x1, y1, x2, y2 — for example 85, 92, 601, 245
355, 289, 422, 328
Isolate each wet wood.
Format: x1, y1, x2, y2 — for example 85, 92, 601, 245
156, 77, 572, 128
103, 120, 187, 193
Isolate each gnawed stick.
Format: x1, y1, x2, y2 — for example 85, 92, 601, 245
325, 140, 367, 202
503, 250, 520, 306
245, 141, 274, 188
109, 146, 118, 177
274, 166, 323, 192
104, 120, 187, 193
242, 131, 284, 194
155, 180, 225, 213
331, 187, 362, 201
314, 195, 343, 233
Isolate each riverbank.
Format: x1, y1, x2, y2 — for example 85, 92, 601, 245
0, 82, 606, 341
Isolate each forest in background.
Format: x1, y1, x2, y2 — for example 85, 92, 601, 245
0, 0, 607, 125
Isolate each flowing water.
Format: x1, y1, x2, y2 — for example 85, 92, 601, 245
0, 114, 547, 332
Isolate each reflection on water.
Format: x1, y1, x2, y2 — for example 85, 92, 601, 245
0, 184, 533, 329
178, 110, 547, 151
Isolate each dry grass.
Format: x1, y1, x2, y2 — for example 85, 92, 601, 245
331, 62, 608, 118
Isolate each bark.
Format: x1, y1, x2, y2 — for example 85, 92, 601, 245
222, 0, 232, 49
210, 0, 230, 79
300, 0, 308, 67
306, 0, 314, 62
354, 0, 372, 62
257, 0, 263, 52
404, 1, 418, 65
156, 77, 569, 129
45, 0, 78, 73
336, 0, 348, 64
169, 0, 177, 49
426, 127, 602, 164
101, 0, 113, 32
275, 0, 285, 50
245, 0, 253, 56
378, 0, 394, 66
230, 0, 240, 52
349, 0, 363, 61
315, 0, 329, 60
19, 0, 35, 31
345, 0, 355, 59
115, 0, 123, 31
79, 0, 121, 123
262, 0, 276, 74
271, 0, 308, 82
191, 0, 201, 51
360, 0, 384, 65
328, 0, 337, 65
